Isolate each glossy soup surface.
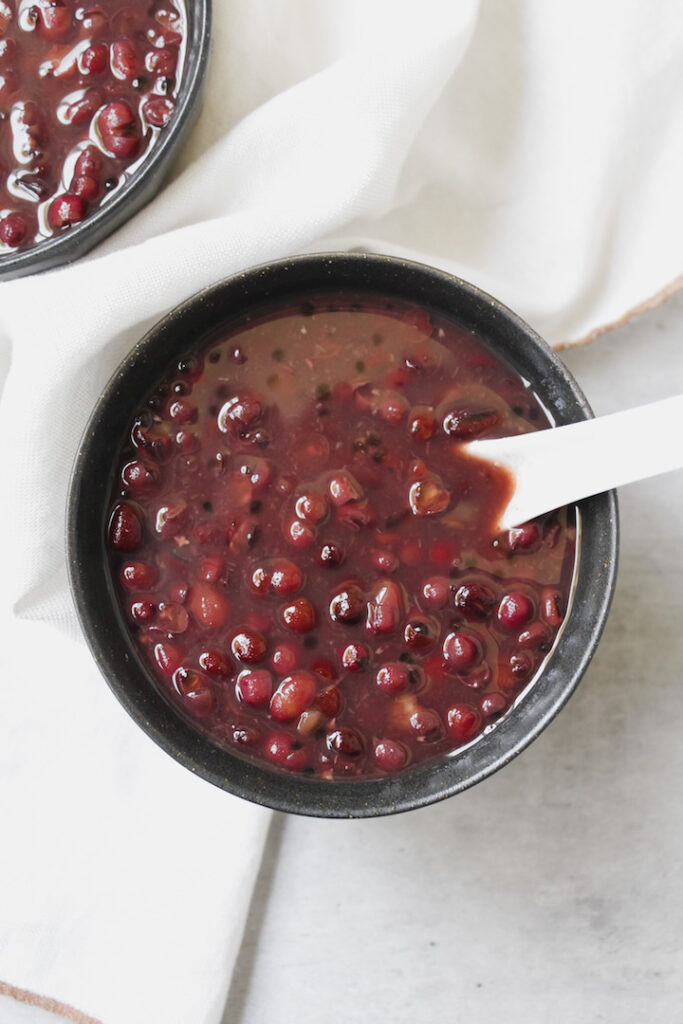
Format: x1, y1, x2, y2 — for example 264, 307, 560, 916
107, 295, 576, 779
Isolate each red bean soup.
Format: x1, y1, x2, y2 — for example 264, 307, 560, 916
0, 0, 185, 252
106, 296, 577, 780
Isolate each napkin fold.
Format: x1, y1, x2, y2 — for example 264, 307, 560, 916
0, 1, 681, 1021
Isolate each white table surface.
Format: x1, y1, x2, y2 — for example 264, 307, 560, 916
222, 290, 683, 1024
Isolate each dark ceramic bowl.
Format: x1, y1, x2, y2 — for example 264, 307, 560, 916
0, 0, 212, 281
67, 253, 619, 818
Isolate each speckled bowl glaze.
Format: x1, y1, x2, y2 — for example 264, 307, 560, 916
0, 0, 211, 281
67, 253, 619, 818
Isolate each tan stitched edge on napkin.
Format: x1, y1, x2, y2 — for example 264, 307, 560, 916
0, 981, 102, 1024
557, 272, 683, 350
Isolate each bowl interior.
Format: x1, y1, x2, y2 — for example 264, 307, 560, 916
67, 253, 618, 818
0, 0, 212, 281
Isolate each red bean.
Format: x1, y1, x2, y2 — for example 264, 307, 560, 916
497, 592, 534, 630
111, 39, 141, 80
454, 582, 496, 621
328, 470, 363, 506
270, 672, 317, 721
365, 580, 404, 635
145, 47, 177, 76
409, 406, 437, 440
443, 632, 481, 671
295, 491, 328, 524
237, 670, 273, 707
97, 101, 140, 159
121, 561, 157, 590
282, 597, 316, 633
446, 704, 480, 743
374, 739, 408, 772
341, 643, 369, 672
80, 44, 109, 75
37, 2, 72, 40
153, 642, 183, 678
408, 476, 450, 516
109, 503, 142, 551
231, 629, 267, 663
264, 733, 310, 771
270, 642, 298, 674
121, 460, 160, 495
49, 194, 87, 229
541, 587, 565, 627
198, 649, 230, 677
0, 212, 27, 247
286, 517, 315, 549
172, 668, 214, 717
421, 577, 450, 610
330, 584, 365, 625
376, 662, 410, 694
188, 583, 230, 629
143, 97, 175, 128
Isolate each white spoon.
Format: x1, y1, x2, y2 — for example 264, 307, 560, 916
463, 394, 683, 531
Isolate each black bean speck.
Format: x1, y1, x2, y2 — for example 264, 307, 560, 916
385, 510, 409, 528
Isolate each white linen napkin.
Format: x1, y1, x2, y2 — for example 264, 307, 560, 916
0, 1, 680, 1021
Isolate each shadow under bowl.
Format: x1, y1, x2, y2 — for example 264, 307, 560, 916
67, 253, 619, 818
0, 0, 212, 281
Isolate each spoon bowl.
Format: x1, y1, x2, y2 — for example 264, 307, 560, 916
465, 394, 683, 530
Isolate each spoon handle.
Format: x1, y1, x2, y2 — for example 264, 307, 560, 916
465, 394, 683, 530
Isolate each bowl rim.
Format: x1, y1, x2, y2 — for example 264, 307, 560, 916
0, 0, 212, 281
67, 252, 619, 818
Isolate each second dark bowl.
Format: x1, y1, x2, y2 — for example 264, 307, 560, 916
67, 253, 619, 817
0, 0, 212, 281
